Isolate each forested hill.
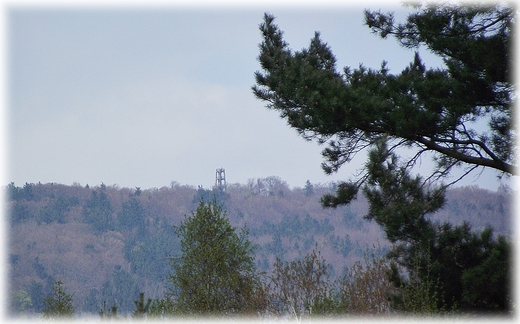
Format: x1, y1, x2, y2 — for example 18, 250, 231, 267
6, 178, 512, 317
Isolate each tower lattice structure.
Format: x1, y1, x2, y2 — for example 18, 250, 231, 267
215, 168, 227, 190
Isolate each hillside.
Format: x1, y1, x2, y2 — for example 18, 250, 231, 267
5, 178, 513, 317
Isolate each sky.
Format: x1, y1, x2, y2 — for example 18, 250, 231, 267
4, 0, 515, 191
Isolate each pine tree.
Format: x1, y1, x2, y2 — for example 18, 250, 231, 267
132, 292, 152, 319
304, 180, 314, 196
252, 4, 514, 314
99, 301, 118, 320
253, 4, 515, 208
41, 280, 75, 319
361, 139, 511, 312
83, 184, 115, 233
117, 193, 145, 232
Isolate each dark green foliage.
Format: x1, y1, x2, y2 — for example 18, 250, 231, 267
253, 5, 515, 208
123, 220, 180, 282
253, 214, 334, 237
342, 207, 364, 229
132, 292, 152, 318
7, 182, 23, 201
362, 140, 511, 312
39, 194, 78, 224
364, 4, 512, 88
147, 297, 176, 319
267, 233, 284, 260
22, 182, 36, 201
32, 257, 48, 280
9, 254, 19, 267
99, 301, 118, 320
117, 193, 146, 232
362, 140, 446, 244
329, 234, 352, 257
364, 4, 515, 168
304, 180, 314, 196
83, 184, 115, 233
41, 280, 75, 319
7, 183, 81, 224
252, 213, 336, 261
10, 201, 31, 224
167, 199, 263, 316
321, 182, 359, 208
252, 4, 514, 315
100, 267, 140, 314
460, 233, 510, 310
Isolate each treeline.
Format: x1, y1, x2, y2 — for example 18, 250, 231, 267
34, 199, 512, 320
33, 202, 406, 320
6, 178, 512, 318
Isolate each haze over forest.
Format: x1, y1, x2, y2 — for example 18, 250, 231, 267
6, 179, 512, 317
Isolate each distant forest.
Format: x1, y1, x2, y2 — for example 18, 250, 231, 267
6, 178, 512, 317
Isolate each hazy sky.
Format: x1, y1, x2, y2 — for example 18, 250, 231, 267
6, 1, 514, 191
